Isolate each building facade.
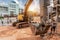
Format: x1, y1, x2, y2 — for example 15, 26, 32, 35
8, 1, 19, 16
0, 2, 8, 16
0, 1, 20, 16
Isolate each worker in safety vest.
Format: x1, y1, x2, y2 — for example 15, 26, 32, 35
17, 13, 24, 22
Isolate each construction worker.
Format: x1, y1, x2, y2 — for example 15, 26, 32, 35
17, 13, 24, 22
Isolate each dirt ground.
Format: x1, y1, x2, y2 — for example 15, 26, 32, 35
0, 23, 60, 40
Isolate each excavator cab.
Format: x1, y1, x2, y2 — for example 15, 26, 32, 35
12, 0, 33, 28
17, 13, 24, 22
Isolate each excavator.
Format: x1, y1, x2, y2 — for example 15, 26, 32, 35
12, 0, 33, 28
12, 0, 56, 37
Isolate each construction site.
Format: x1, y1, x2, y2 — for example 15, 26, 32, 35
0, 0, 60, 40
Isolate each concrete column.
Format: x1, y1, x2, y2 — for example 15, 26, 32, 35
40, 0, 50, 22
40, 0, 44, 17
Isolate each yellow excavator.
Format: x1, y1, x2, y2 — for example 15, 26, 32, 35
12, 0, 33, 28
12, 0, 53, 37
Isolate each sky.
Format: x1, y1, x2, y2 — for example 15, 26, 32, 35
0, 0, 53, 13
28, 0, 40, 13
0, 0, 27, 8
0, 0, 40, 12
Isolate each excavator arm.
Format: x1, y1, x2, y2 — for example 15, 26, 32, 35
24, 0, 33, 22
